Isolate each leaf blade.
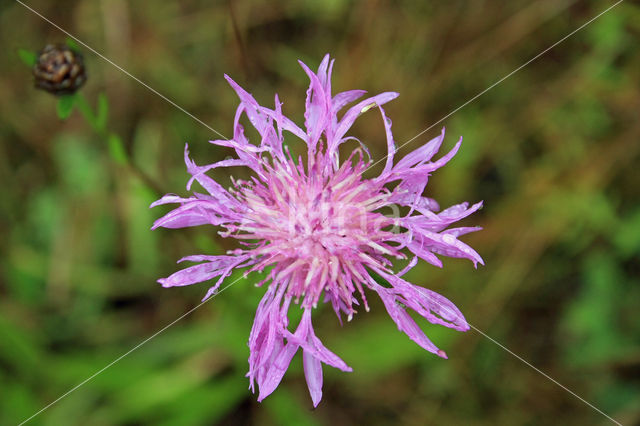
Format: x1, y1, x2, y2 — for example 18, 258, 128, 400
56, 94, 76, 120
18, 49, 37, 67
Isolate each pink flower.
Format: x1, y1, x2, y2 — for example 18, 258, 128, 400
152, 54, 483, 407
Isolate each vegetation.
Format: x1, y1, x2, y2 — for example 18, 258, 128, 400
1, 1, 638, 424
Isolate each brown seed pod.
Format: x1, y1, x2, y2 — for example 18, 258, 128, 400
33, 44, 87, 96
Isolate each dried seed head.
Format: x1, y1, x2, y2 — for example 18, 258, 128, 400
33, 44, 86, 96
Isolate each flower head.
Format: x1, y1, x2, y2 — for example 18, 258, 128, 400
153, 54, 483, 407
33, 44, 86, 96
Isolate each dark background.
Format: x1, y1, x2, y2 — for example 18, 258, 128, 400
1, 1, 639, 425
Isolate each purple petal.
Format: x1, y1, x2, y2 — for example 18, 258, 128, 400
298, 59, 329, 151
152, 200, 227, 229
402, 201, 483, 233
332, 90, 367, 115
374, 286, 446, 358
183, 145, 240, 203
224, 75, 271, 135
388, 188, 440, 212
158, 255, 244, 288
284, 310, 352, 372
330, 92, 399, 155
149, 194, 191, 208
257, 341, 299, 402
438, 201, 483, 223
396, 256, 418, 277
248, 285, 285, 386
303, 350, 323, 407
407, 243, 444, 268
316, 54, 331, 91
412, 287, 469, 331
377, 105, 396, 178
415, 137, 462, 174
442, 226, 483, 237
379, 271, 469, 332
259, 106, 307, 140
420, 231, 484, 267
393, 128, 445, 172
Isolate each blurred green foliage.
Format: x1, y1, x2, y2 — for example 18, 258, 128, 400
1, 0, 639, 425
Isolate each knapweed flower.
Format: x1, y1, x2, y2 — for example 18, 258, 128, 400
152, 54, 483, 407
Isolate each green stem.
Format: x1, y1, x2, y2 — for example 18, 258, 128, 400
75, 92, 164, 196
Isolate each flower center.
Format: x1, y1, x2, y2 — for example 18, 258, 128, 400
227, 156, 399, 308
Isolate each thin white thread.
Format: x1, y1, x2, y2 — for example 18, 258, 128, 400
469, 323, 622, 426
15, 0, 625, 424
389, 2, 624, 423
16, 2, 231, 422
15, 0, 228, 140
17, 276, 243, 426
366, 0, 624, 172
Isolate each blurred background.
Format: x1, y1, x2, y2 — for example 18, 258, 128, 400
1, 0, 639, 425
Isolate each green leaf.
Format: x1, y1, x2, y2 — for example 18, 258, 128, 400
57, 94, 76, 120
0, 381, 40, 425
108, 133, 128, 165
0, 315, 43, 377
17, 49, 37, 67
65, 37, 80, 51
96, 92, 109, 131
614, 208, 640, 257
